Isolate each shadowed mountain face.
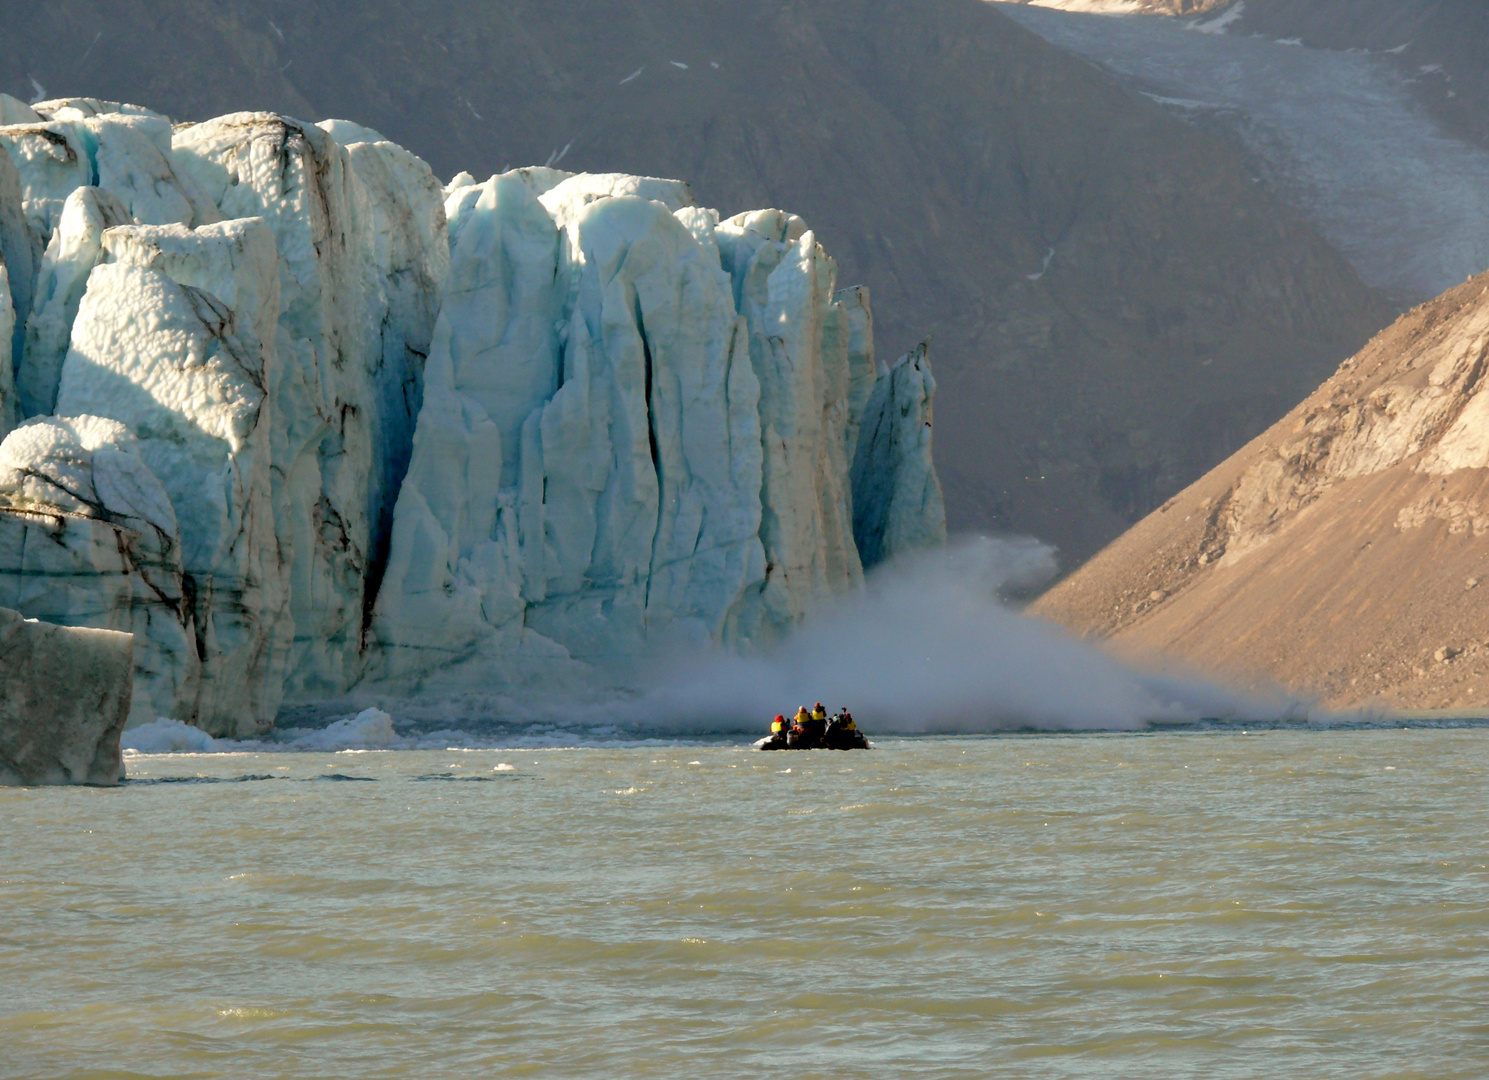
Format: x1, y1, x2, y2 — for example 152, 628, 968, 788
1033, 271, 1489, 713
0, 0, 1387, 567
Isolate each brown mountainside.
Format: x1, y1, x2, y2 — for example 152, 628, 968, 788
1033, 270, 1489, 712
0, 0, 1387, 567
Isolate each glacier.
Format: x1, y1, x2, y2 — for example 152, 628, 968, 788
0, 96, 945, 737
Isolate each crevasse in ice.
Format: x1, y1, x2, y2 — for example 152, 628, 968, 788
0, 96, 945, 736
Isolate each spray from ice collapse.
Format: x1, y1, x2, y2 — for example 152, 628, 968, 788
125, 538, 1306, 751
627, 536, 1301, 734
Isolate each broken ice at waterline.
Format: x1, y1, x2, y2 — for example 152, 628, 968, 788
122, 537, 1310, 752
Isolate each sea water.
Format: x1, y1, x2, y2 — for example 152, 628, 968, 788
3, 730, 1487, 1078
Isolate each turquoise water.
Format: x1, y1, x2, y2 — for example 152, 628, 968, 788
3, 731, 1488, 1078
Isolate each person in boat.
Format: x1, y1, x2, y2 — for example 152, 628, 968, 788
805, 703, 828, 742
824, 706, 868, 750
786, 705, 813, 748
760, 713, 790, 751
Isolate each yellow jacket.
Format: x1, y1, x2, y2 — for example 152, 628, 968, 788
794, 708, 812, 727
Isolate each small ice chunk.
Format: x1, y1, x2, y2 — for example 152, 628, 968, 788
122, 718, 223, 754
292, 708, 398, 751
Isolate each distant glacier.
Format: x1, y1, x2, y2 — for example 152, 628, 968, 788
998, 2, 1489, 303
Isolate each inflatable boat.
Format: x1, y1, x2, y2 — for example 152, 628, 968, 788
755, 723, 871, 751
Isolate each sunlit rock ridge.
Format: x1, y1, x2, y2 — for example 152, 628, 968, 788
1033, 269, 1489, 712
0, 96, 944, 736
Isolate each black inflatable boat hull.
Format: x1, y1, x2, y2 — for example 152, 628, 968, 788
755, 730, 871, 751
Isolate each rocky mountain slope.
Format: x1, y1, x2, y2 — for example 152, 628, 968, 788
0, 100, 942, 735
1033, 270, 1489, 712
0, 0, 1387, 567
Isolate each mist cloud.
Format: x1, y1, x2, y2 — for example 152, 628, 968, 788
622, 537, 1301, 735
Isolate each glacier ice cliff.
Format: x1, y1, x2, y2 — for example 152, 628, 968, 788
0, 98, 945, 736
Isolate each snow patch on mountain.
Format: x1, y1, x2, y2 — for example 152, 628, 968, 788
1002, 0, 1233, 15
1188, 2, 1244, 35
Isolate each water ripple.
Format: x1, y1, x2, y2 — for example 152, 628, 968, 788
3, 733, 1487, 1077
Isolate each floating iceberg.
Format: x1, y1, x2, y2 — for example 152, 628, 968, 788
0, 98, 945, 737
0, 604, 132, 786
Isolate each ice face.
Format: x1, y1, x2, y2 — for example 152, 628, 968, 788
0, 108, 217, 248
368, 174, 768, 685
0, 415, 197, 726
0, 133, 36, 407
852, 342, 949, 569
0, 119, 92, 245
0, 103, 945, 734
170, 113, 450, 708
0, 255, 13, 433
56, 218, 288, 735
714, 209, 869, 628
0, 414, 178, 542
19, 186, 131, 418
